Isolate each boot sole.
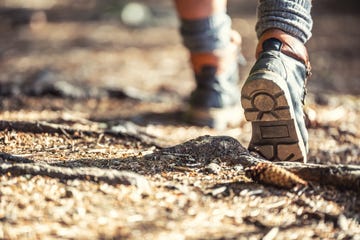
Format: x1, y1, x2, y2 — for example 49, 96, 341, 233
241, 74, 307, 162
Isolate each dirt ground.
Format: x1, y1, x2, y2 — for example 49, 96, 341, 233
0, 0, 359, 239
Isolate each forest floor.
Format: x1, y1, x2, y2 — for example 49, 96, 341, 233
0, 1, 359, 239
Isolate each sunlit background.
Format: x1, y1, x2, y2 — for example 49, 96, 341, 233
0, 0, 359, 95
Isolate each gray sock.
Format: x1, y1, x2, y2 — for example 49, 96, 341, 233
179, 13, 232, 52
256, 0, 313, 43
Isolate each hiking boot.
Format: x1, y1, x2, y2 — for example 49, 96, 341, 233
185, 31, 244, 130
241, 29, 311, 162
186, 63, 242, 130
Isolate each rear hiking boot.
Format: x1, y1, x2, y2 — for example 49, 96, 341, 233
186, 63, 243, 130
241, 29, 311, 162
185, 31, 245, 130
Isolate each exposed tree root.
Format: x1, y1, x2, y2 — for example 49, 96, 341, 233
157, 135, 360, 191
0, 160, 150, 193
0, 152, 35, 163
276, 162, 360, 191
0, 120, 163, 147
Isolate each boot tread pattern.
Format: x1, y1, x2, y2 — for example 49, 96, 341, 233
241, 79, 306, 162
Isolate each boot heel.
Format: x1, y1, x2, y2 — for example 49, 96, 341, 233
249, 119, 304, 161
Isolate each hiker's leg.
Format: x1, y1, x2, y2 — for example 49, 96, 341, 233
174, 0, 243, 129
